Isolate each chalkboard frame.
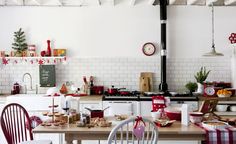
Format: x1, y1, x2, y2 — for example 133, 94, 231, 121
39, 65, 56, 87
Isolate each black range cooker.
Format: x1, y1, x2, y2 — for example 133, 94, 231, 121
103, 91, 198, 101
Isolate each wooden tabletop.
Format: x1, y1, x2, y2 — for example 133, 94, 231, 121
33, 120, 205, 141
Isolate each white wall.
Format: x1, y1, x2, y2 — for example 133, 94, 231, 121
0, 5, 235, 58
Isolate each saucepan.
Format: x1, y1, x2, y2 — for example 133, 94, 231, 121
107, 85, 119, 95
85, 107, 110, 118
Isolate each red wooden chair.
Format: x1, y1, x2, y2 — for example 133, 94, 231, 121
0, 103, 51, 144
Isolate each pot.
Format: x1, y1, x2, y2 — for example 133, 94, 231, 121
118, 88, 130, 95
107, 85, 118, 95
85, 107, 109, 118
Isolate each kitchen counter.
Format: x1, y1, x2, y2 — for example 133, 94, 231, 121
79, 95, 102, 101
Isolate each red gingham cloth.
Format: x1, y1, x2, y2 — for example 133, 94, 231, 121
195, 123, 236, 144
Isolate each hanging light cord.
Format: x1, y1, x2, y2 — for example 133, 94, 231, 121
211, 3, 215, 49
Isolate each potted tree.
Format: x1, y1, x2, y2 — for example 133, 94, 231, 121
194, 67, 211, 94
12, 28, 28, 57
185, 82, 197, 96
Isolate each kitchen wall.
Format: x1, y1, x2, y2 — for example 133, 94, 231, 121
0, 6, 235, 58
0, 5, 235, 93
0, 57, 231, 94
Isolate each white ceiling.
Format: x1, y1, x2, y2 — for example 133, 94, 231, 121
0, 0, 236, 6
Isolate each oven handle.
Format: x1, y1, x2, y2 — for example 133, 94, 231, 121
109, 101, 132, 104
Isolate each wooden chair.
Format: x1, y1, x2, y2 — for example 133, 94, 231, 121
107, 117, 158, 144
0, 103, 52, 144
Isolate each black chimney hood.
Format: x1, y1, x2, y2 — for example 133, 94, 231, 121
157, 0, 169, 94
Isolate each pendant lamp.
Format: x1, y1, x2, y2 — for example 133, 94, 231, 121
203, 3, 223, 57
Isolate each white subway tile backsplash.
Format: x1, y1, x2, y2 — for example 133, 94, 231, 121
0, 57, 231, 93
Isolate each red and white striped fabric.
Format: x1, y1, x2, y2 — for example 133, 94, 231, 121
196, 123, 236, 144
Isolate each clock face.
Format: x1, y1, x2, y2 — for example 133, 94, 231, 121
142, 43, 156, 56
204, 87, 215, 96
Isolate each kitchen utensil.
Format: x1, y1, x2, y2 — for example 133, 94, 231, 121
85, 106, 110, 118
90, 86, 104, 95
139, 76, 150, 92
140, 72, 153, 91
118, 88, 131, 95
216, 105, 228, 112
107, 85, 118, 95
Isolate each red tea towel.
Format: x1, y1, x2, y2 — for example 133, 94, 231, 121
196, 123, 236, 144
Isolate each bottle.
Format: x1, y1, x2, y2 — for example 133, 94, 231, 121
46, 40, 51, 56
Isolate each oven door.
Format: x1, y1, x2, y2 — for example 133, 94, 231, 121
103, 101, 137, 116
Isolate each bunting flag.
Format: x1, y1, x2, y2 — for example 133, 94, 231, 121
1, 56, 66, 66
229, 33, 236, 44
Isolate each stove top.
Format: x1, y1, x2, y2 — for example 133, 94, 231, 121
103, 91, 139, 101
103, 91, 199, 101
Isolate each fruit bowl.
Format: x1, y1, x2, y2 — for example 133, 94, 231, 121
217, 89, 232, 97
217, 93, 231, 98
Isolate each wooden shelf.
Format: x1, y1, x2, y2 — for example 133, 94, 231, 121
198, 96, 236, 101
215, 111, 236, 116
1, 56, 65, 59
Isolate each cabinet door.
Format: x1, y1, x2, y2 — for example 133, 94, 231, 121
140, 101, 152, 116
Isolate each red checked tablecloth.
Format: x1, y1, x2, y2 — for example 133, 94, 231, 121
195, 123, 236, 144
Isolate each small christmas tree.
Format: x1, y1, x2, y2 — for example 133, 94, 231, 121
12, 28, 28, 56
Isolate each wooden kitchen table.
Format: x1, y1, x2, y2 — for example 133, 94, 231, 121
33, 120, 206, 144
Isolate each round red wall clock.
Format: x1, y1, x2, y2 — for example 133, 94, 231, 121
142, 42, 156, 56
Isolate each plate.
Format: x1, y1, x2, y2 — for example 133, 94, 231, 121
202, 121, 229, 129
154, 119, 176, 127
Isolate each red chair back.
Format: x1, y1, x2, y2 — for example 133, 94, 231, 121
0, 103, 33, 144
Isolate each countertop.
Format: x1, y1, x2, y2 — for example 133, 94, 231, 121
79, 95, 103, 101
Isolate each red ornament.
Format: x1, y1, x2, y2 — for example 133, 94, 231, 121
41, 51, 46, 57
38, 59, 44, 65
2, 58, 8, 65
229, 33, 236, 44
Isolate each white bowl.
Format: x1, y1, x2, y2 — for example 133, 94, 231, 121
230, 106, 236, 112
189, 112, 203, 123
217, 93, 231, 98
216, 105, 228, 112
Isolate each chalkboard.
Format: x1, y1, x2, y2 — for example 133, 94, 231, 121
39, 65, 56, 87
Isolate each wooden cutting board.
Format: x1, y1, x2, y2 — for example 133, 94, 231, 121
140, 72, 153, 92
139, 76, 150, 92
